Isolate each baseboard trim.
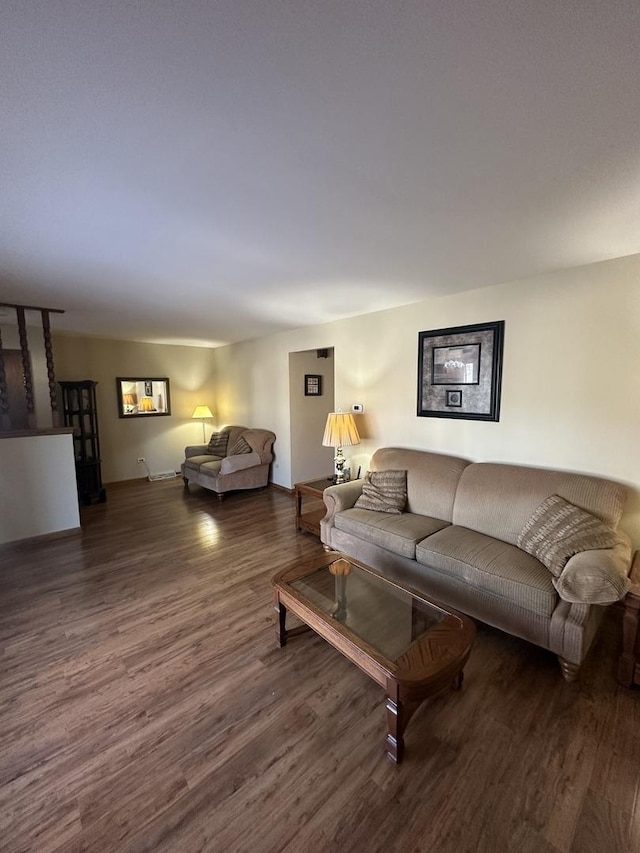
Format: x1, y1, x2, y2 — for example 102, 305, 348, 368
0, 525, 82, 551
103, 476, 151, 486
270, 482, 294, 495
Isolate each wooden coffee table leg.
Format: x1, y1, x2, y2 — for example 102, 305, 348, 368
275, 597, 287, 647
385, 696, 406, 764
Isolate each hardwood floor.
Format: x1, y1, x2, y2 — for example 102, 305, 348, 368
1, 479, 639, 853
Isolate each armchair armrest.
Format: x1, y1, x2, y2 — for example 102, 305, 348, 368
220, 451, 261, 475
185, 444, 208, 459
553, 534, 632, 604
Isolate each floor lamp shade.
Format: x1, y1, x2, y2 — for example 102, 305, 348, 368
192, 405, 214, 442
322, 412, 360, 483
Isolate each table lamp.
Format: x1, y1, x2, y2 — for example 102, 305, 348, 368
122, 392, 137, 414
192, 405, 214, 442
322, 411, 360, 484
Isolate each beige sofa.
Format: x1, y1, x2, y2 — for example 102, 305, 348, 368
321, 447, 632, 680
182, 425, 275, 500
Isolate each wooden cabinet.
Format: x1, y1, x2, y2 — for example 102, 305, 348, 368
59, 380, 106, 505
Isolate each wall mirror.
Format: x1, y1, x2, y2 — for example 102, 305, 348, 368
116, 377, 171, 418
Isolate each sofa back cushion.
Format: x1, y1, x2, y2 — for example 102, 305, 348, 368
452, 462, 627, 546
370, 448, 470, 522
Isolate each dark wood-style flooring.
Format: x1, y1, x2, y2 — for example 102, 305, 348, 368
1, 479, 639, 852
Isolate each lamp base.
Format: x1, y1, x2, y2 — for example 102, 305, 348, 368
334, 447, 346, 485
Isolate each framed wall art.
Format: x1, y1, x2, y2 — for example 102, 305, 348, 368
116, 377, 171, 418
417, 321, 504, 421
304, 374, 322, 396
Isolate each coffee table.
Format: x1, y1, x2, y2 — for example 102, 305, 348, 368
272, 552, 475, 763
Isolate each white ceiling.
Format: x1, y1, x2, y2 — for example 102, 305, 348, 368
1, 1, 639, 347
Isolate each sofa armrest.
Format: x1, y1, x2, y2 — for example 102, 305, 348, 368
185, 444, 208, 459
553, 534, 633, 604
322, 480, 364, 528
220, 451, 262, 475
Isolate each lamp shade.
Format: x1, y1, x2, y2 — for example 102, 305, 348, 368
191, 405, 214, 420
322, 412, 360, 448
139, 396, 155, 412
122, 393, 137, 406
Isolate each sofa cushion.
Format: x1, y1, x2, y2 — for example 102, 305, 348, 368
206, 430, 229, 457
228, 435, 253, 456
416, 525, 557, 618
335, 508, 448, 559
184, 454, 221, 470
517, 494, 621, 577
354, 470, 407, 514
197, 459, 223, 478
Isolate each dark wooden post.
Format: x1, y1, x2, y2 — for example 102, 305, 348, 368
16, 306, 36, 429
1, 302, 65, 430
0, 327, 11, 431
41, 310, 60, 427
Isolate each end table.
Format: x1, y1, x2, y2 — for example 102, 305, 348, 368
294, 477, 335, 538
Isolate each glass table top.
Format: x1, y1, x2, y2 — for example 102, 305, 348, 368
290, 558, 447, 661
299, 477, 337, 491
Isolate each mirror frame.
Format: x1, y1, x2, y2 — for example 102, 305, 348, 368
116, 377, 171, 418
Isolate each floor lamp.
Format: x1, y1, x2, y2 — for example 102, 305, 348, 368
192, 405, 214, 443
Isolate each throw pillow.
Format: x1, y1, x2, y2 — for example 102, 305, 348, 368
354, 470, 407, 514
206, 430, 229, 457
228, 435, 253, 456
517, 494, 621, 577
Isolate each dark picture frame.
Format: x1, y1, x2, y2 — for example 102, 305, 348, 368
304, 374, 322, 396
417, 321, 504, 421
116, 377, 172, 418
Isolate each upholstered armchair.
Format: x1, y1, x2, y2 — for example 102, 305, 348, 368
181, 425, 275, 500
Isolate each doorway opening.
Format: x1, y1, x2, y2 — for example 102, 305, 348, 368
288, 347, 335, 485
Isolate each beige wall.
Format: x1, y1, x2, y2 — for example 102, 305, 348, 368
213, 254, 640, 547
53, 336, 217, 482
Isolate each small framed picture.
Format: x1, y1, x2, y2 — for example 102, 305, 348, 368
304, 374, 322, 396
445, 389, 463, 407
